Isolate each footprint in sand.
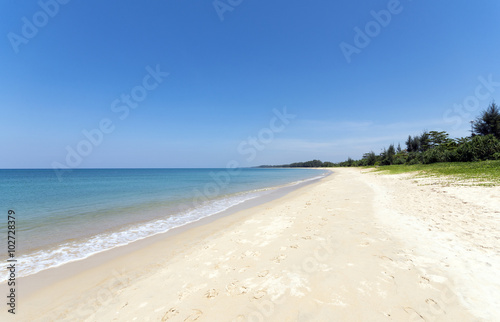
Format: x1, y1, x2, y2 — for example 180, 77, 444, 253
161, 308, 179, 321
425, 298, 437, 305
419, 276, 431, 287
376, 255, 393, 261
403, 307, 424, 320
178, 283, 207, 300
272, 254, 287, 263
184, 309, 203, 321
253, 289, 267, 300
225, 281, 248, 295
204, 289, 218, 299
381, 271, 395, 280
425, 298, 443, 312
240, 250, 261, 259
258, 270, 269, 277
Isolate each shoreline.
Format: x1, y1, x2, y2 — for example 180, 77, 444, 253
1, 168, 328, 284
3, 167, 496, 321
3, 170, 330, 300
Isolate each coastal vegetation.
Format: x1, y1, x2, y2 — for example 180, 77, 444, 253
258, 160, 336, 168
339, 102, 500, 167
373, 160, 500, 185
261, 102, 500, 168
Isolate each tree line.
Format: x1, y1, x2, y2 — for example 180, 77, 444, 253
259, 102, 500, 168
257, 159, 336, 168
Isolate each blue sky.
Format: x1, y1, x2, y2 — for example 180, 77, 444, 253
1, 0, 500, 168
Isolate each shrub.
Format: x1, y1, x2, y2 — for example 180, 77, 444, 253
406, 152, 422, 165
407, 158, 421, 165
423, 148, 441, 164
456, 134, 500, 162
394, 155, 406, 164
445, 149, 458, 162
422, 146, 457, 164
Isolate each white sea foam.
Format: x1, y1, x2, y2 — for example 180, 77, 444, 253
1, 191, 266, 282
1, 172, 326, 282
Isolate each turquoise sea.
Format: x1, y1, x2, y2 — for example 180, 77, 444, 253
0, 168, 326, 281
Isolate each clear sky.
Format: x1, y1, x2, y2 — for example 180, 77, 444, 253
1, 0, 499, 168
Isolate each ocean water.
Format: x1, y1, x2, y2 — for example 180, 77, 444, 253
0, 168, 326, 281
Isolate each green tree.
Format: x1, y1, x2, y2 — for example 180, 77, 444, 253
428, 131, 452, 148
406, 135, 421, 152
455, 137, 471, 146
406, 135, 415, 152
419, 132, 430, 152
362, 151, 377, 166
473, 102, 500, 139
380, 144, 395, 165
387, 144, 396, 164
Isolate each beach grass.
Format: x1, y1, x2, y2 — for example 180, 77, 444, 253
370, 160, 500, 186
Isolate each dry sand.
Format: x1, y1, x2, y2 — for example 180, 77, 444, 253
3, 167, 499, 321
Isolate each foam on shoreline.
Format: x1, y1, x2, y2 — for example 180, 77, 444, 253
1, 172, 328, 282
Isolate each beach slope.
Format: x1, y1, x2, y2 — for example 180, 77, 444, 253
8, 168, 498, 321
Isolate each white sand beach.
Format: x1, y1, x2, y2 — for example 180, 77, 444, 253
4, 168, 499, 321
